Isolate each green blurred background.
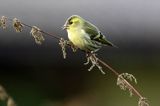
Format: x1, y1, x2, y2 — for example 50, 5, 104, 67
0, 0, 160, 106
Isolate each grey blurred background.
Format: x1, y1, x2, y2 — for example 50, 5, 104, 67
0, 0, 160, 106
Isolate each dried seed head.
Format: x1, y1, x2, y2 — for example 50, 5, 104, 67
12, 18, 24, 32
117, 74, 128, 90
59, 38, 67, 59
138, 97, 149, 106
7, 97, 16, 106
30, 26, 45, 45
117, 73, 137, 96
84, 53, 105, 74
122, 73, 137, 84
0, 16, 7, 29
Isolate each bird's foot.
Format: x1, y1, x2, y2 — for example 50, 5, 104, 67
67, 41, 78, 52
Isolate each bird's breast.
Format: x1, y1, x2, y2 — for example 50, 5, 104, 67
67, 29, 90, 49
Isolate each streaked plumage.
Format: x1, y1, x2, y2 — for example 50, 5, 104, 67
63, 15, 115, 52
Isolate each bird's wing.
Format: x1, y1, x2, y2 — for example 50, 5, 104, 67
84, 21, 116, 47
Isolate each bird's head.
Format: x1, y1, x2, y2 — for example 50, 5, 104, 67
63, 15, 84, 30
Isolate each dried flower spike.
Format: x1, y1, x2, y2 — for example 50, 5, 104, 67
0, 16, 7, 29
30, 26, 45, 45
12, 18, 24, 32
84, 53, 105, 74
138, 97, 149, 106
117, 73, 137, 96
59, 38, 67, 59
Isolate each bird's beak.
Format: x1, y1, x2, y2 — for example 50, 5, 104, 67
62, 23, 68, 30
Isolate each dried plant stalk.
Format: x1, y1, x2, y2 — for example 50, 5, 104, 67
59, 38, 67, 59
138, 97, 149, 106
12, 18, 24, 32
30, 26, 45, 45
0, 16, 150, 106
0, 16, 7, 29
117, 73, 137, 96
84, 53, 105, 74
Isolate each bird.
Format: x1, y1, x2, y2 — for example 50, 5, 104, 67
63, 15, 116, 53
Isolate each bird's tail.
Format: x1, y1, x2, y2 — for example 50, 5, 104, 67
103, 40, 118, 48
99, 33, 118, 48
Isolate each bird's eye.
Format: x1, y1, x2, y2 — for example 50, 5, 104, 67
69, 21, 73, 25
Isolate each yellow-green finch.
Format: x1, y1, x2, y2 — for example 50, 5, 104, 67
63, 15, 116, 52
